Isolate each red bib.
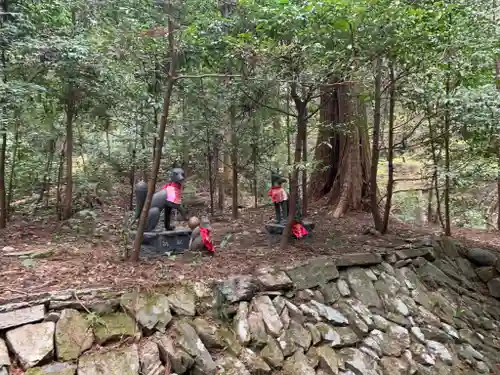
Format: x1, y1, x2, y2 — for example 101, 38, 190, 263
291, 221, 308, 238
268, 186, 288, 203
161, 182, 183, 204
200, 227, 215, 253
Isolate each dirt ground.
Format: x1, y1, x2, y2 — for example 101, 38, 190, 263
1, 188, 499, 304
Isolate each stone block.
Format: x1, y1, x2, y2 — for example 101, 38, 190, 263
476, 267, 497, 283
129, 229, 192, 256
395, 247, 434, 261
0, 305, 45, 330
285, 258, 339, 290
335, 253, 382, 267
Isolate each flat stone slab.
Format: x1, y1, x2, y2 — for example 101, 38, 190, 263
265, 221, 315, 236
334, 253, 382, 267
395, 247, 433, 261
285, 258, 339, 290
0, 305, 45, 330
129, 229, 192, 256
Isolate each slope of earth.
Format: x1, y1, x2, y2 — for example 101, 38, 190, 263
1, 238, 500, 375
1, 183, 499, 303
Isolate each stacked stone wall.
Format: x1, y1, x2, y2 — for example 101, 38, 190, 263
1, 236, 500, 375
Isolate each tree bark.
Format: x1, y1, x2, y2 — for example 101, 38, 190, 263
301, 106, 308, 217
443, 72, 451, 236
496, 59, 500, 230
230, 106, 238, 219
61, 94, 75, 220
0, 0, 8, 228
7, 117, 20, 216
370, 58, 383, 231
280, 83, 307, 249
382, 63, 396, 233
132, 2, 177, 262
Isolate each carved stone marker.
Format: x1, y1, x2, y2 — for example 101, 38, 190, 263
130, 229, 192, 256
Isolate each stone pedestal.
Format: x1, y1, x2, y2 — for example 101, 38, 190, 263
265, 220, 315, 244
129, 229, 192, 256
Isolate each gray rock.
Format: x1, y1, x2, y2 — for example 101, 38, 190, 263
173, 321, 216, 375
155, 333, 194, 374
240, 348, 271, 374
335, 252, 382, 267
284, 301, 305, 324
215, 276, 259, 303
277, 330, 297, 357
410, 342, 435, 366
288, 320, 312, 349
332, 327, 360, 347
320, 282, 341, 304
305, 323, 321, 345
55, 309, 93, 361
361, 329, 384, 356
25, 362, 77, 375
420, 326, 453, 343
253, 296, 283, 337
381, 324, 410, 356
372, 314, 390, 331
283, 350, 315, 375
487, 278, 500, 298
257, 271, 293, 291
0, 305, 45, 330
280, 307, 291, 330
248, 312, 268, 347
426, 340, 452, 365
346, 299, 373, 328
260, 337, 284, 367
139, 340, 165, 375
379, 356, 409, 375
440, 323, 459, 341
467, 248, 497, 266
346, 267, 382, 309
309, 300, 348, 325
299, 304, 321, 322
0, 339, 9, 368
6, 321, 55, 369
337, 279, 351, 297
78, 344, 140, 375
285, 258, 339, 289
475, 361, 490, 374
457, 344, 484, 361
273, 296, 286, 314
410, 327, 426, 343
234, 302, 251, 345
167, 287, 196, 316
93, 312, 140, 344
121, 292, 172, 332
312, 345, 338, 374
44, 312, 60, 323
339, 348, 380, 375
215, 355, 251, 375
315, 323, 341, 346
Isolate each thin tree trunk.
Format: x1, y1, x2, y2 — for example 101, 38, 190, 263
427, 115, 445, 230
496, 59, 500, 230
370, 58, 383, 231
382, 63, 396, 233
443, 72, 451, 236
0, 0, 8, 228
132, 4, 177, 262
230, 107, 238, 219
301, 108, 308, 217
129, 148, 136, 211
56, 140, 66, 220
286, 87, 292, 182
6, 117, 19, 217
280, 84, 306, 249
215, 134, 224, 211
62, 96, 75, 220
41, 139, 56, 207
207, 127, 215, 216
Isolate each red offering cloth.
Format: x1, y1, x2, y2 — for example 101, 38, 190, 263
291, 221, 308, 238
199, 227, 215, 253
161, 182, 183, 204
267, 186, 288, 203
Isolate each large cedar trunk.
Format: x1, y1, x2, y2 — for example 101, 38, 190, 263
310, 82, 371, 218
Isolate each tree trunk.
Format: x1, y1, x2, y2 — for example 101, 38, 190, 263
370, 58, 383, 231
382, 63, 396, 233
230, 106, 238, 219
286, 87, 292, 182
443, 73, 451, 236
311, 82, 371, 217
7, 117, 20, 216
427, 115, 445, 231
206, 128, 215, 216
62, 96, 75, 220
0, 0, 8, 228
132, 4, 177, 262
129, 148, 136, 211
280, 84, 306, 250
215, 134, 224, 211
56, 140, 66, 220
301, 108, 308, 217
496, 59, 500, 230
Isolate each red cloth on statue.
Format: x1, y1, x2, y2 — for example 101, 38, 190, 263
291, 221, 308, 238
267, 186, 288, 203
199, 227, 215, 253
161, 182, 183, 204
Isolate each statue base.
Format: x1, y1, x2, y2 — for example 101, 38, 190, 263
265, 220, 315, 244
129, 228, 192, 257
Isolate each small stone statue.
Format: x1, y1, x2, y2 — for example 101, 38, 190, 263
188, 216, 215, 255
135, 166, 189, 232
267, 170, 289, 223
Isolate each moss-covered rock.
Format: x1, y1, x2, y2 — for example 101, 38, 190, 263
25, 362, 76, 375
121, 292, 172, 332
93, 312, 140, 344
55, 309, 93, 361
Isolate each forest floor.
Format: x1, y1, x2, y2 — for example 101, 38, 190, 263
1, 184, 500, 304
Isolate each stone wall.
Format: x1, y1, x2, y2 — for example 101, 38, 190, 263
1, 236, 500, 375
